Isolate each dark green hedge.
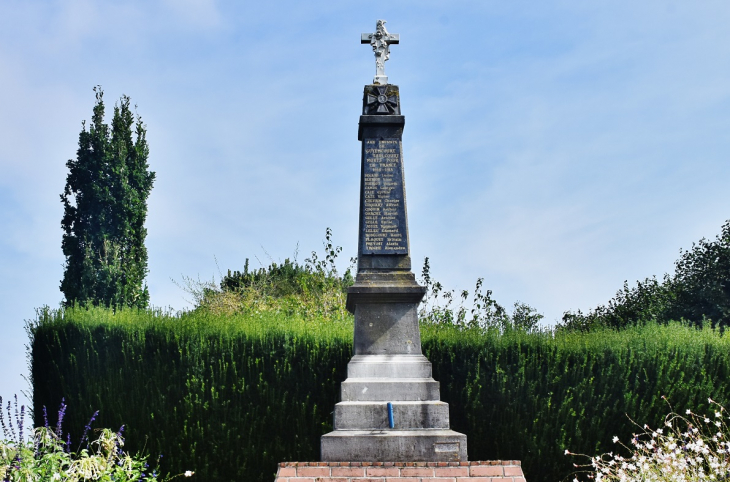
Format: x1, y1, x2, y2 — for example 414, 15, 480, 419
30, 307, 730, 482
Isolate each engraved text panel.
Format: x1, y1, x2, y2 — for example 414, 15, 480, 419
360, 138, 408, 255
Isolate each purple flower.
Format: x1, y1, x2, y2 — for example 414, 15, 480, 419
116, 425, 126, 455
4, 399, 17, 442
56, 398, 67, 436
17, 404, 25, 444
80, 410, 100, 447
0, 396, 9, 440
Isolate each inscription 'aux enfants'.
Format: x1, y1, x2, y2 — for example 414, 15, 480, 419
361, 138, 408, 254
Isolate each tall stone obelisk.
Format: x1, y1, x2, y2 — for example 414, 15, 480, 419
320, 20, 468, 463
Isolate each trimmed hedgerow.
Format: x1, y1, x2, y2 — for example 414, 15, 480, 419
30, 307, 730, 482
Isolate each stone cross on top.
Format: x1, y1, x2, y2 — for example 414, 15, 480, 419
361, 20, 399, 85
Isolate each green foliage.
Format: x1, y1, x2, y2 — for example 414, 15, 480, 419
0, 396, 190, 481
177, 228, 354, 319
419, 257, 543, 331
422, 321, 730, 482
30, 306, 353, 482
30, 306, 730, 482
569, 399, 730, 482
0, 428, 174, 481
671, 220, 730, 325
561, 220, 730, 331
60, 87, 155, 309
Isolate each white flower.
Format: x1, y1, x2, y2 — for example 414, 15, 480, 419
565, 449, 570, 455
687, 409, 692, 415
613, 436, 619, 443
715, 412, 722, 418
705, 418, 711, 423
715, 421, 721, 427
185, 471, 194, 477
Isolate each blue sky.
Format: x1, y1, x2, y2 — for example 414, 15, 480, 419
2, 1, 730, 408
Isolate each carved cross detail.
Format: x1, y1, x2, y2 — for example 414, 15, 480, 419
361, 20, 399, 85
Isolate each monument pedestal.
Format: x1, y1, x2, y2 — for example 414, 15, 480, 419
276, 22, 522, 479
319, 82, 467, 463
273, 461, 527, 482
321, 351, 467, 461
321, 264, 468, 461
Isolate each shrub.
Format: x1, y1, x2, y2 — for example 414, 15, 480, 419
569, 398, 730, 481
0, 396, 192, 481
176, 228, 354, 319
418, 257, 543, 331
560, 219, 730, 331
31, 307, 730, 482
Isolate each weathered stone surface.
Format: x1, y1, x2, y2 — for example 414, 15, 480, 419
346, 355, 433, 378
345, 272, 424, 316
321, 430, 467, 462
360, 137, 408, 255
334, 401, 451, 430
352, 302, 422, 356
320, 76, 467, 462
361, 20, 400, 86
341, 378, 440, 402
362, 84, 401, 115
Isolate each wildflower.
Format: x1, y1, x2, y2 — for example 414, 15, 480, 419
613, 436, 619, 443
185, 471, 195, 477
716, 412, 722, 418
55, 398, 67, 436
687, 409, 692, 415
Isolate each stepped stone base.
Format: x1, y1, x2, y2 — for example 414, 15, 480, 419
323, 353, 468, 462
334, 401, 450, 430
321, 429, 467, 462
273, 461, 526, 481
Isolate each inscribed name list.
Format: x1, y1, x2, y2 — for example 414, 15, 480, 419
361, 138, 408, 255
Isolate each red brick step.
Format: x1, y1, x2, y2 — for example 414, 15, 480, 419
274, 460, 526, 481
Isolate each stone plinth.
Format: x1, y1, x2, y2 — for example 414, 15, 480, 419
320, 84, 467, 462
273, 461, 526, 481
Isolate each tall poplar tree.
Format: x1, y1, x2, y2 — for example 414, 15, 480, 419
60, 87, 155, 308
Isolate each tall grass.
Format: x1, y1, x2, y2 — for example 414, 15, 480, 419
30, 307, 730, 482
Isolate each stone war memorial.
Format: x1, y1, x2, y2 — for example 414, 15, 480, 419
274, 20, 526, 482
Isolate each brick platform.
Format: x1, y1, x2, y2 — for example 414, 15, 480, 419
273, 461, 526, 481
